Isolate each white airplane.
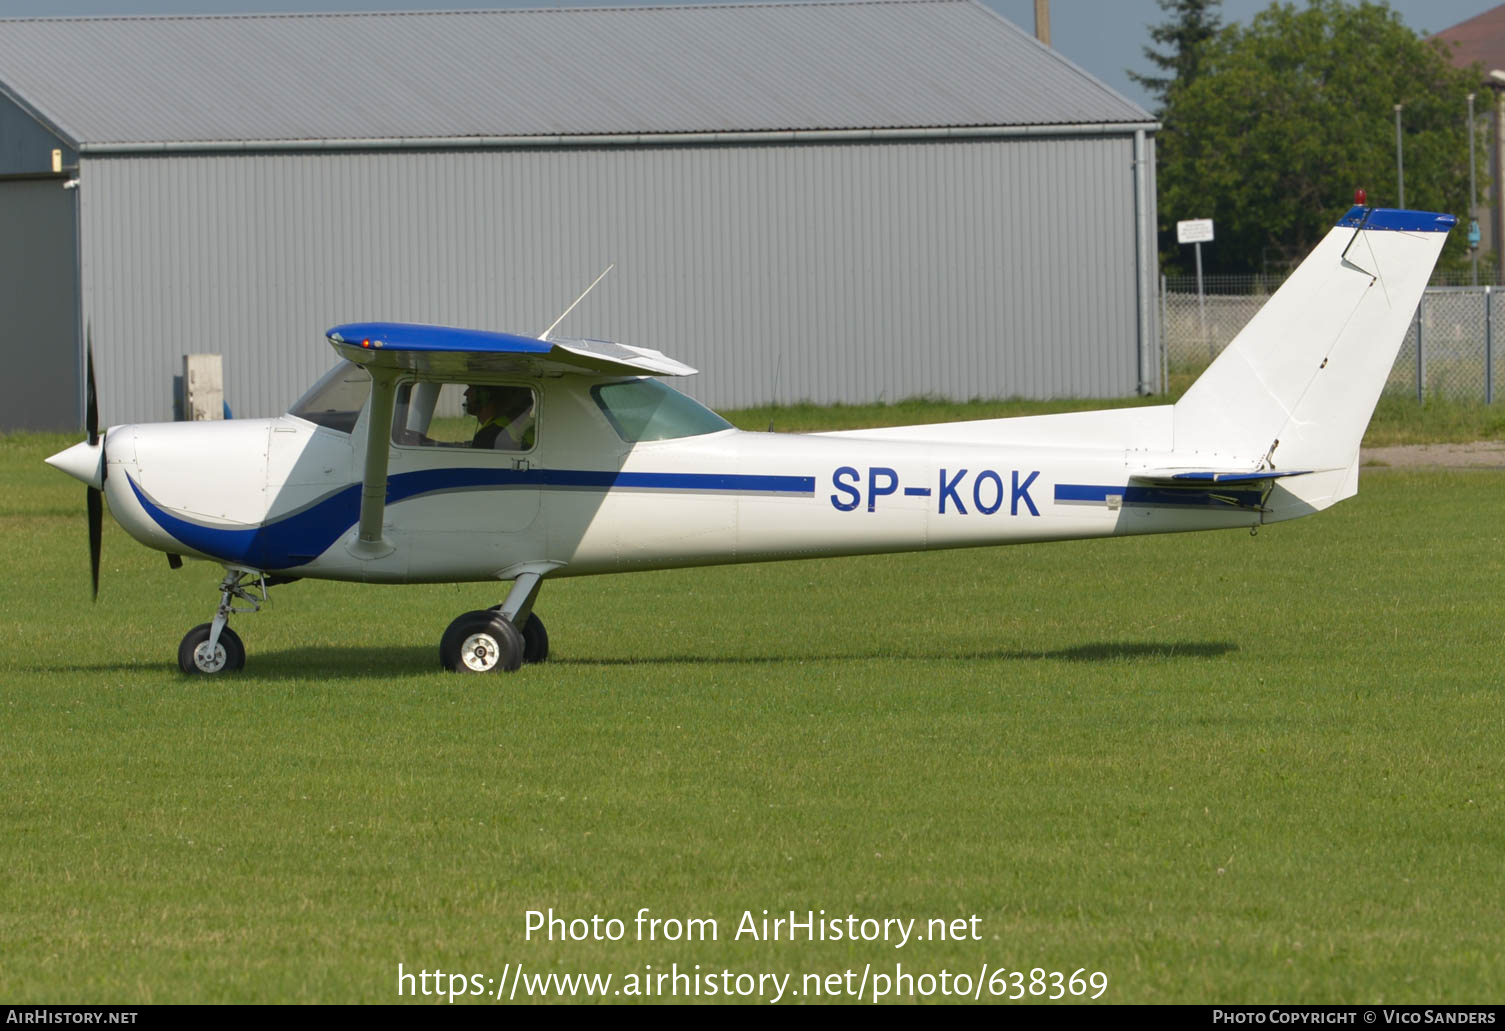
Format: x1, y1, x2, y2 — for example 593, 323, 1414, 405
46, 204, 1454, 674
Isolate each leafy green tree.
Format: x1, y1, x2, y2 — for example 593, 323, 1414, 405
1129, 0, 1224, 115
1157, 0, 1480, 276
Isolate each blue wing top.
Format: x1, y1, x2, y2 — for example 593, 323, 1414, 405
326, 321, 697, 378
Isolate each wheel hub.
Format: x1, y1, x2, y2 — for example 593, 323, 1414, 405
193, 641, 227, 673
461, 633, 500, 672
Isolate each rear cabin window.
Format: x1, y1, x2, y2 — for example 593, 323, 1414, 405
288, 362, 370, 434
591, 379, 732, 443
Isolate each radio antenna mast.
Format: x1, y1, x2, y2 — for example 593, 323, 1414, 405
540, 264, 615, 342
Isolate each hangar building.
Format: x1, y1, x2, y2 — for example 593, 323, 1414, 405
0, 0, 1158, 431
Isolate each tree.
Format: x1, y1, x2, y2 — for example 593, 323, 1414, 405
1129, 0, 1224, 115
1156, 0, 1481, 276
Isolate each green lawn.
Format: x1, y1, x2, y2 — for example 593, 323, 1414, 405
724, 390, 1505, 446
2, 426, 1502, 1004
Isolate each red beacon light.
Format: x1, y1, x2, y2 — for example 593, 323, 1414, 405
1355, 188, 1367, 207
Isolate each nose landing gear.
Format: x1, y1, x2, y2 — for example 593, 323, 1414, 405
178, 567, 267, 674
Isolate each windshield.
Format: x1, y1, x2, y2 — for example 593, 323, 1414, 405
591, 379, 732, 442
288, 362, 371, 434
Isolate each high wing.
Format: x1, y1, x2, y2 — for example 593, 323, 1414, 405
327, 322, 697, 378
325, 321, 696, 561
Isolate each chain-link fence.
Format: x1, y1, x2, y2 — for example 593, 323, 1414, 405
1163, 280, 1502, 402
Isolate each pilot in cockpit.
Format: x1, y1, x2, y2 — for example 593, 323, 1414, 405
465, 385, 535, 451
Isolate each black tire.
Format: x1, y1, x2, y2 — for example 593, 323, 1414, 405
441, 610, 524, 673
520, 613, 549, 664
178, 623, 246, 674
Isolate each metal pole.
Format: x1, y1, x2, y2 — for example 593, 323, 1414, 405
1485, 285, 1494, 404
1160, 273, 1169, 395
1470, 93, 1479, 286
1415, 294, 1425, 404
1196, 241, 1210, 361
1034, 0, 1050, 45
1133, 128, 1153, 396
1395, 104, 1405, 209
1493, 82, 1505, 285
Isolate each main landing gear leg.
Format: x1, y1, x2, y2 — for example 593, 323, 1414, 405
178, 567, 266, 674
494, 572, 548, 665
439, 572, 548, 673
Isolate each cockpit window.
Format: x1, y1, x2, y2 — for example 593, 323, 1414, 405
591, 379, 732, 443
391, 381, 537, 451
288, 361, 371, 434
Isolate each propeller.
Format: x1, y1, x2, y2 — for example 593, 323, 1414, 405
85, 328, 103, 601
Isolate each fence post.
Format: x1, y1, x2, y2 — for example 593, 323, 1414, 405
1160, 274, 1169, 394
1488, 285, 1494, 405
1415, 294, 1425, 404
1196, 243, 1211, 361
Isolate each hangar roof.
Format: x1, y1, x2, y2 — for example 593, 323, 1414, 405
1430, 3, 1505, 73
0, 0, 1151, 149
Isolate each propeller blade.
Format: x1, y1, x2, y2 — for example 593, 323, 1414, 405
85, 329, 98, 447
87, 486, 102, 601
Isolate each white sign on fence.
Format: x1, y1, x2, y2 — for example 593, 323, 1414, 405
1177, 219, 1215, 245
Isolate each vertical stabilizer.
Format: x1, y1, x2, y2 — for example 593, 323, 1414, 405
1173, 208, 1454, 473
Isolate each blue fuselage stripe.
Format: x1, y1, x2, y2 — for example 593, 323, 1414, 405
389, 468, 814, 499
128, 468, 815, 570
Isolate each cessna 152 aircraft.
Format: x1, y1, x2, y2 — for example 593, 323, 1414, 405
46, 204, 1454, 674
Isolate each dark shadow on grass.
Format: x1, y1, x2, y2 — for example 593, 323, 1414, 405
25, 645, 437, 679
554, 639, 1239, 667
244, 645, 439, 679
28, 640, 1236, 678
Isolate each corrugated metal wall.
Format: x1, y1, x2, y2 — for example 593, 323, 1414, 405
80, 136, 1146, 422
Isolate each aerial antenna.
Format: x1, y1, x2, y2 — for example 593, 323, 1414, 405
539, 264, 614, 342
767, 350, 782, 432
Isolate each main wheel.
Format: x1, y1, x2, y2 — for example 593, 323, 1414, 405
520, 613, 549, 664
440, 610, 524, 673
178, 623, 246, 674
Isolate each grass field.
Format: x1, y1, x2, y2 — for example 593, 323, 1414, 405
726, 389, 1505, 446
2, 422, 1503, 1004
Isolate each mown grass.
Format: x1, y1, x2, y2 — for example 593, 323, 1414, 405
2, 427, 1503, 1004
726, 388, 1505, 446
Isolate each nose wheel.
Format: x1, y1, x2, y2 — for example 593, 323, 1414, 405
178, 567, 266, 675
179, 623, 246, 674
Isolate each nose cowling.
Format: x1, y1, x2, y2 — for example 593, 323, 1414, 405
46, 438, 105, 490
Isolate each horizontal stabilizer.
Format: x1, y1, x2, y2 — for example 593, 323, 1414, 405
1129, 468, 1313, 487
326, 322, 697, 378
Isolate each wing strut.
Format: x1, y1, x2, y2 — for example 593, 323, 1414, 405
350, 367, 399, 558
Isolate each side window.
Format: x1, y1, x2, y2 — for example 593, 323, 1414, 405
591, 378, 732, 442
391, 381, 537, 452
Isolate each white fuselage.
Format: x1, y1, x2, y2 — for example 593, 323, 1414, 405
101, 375, 1287, 586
